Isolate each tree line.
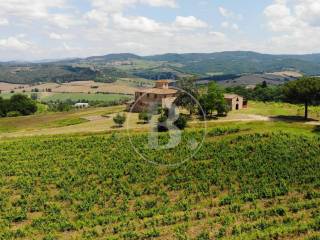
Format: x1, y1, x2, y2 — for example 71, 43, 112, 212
0, 94, 38, 117
224, 77, 320, 119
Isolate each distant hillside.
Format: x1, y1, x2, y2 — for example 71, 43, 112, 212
197, 73, 299, 87
1, 51, 320, 84
0, 64, 102, 84
145, 51, 320, 76
85, 53, 141, 62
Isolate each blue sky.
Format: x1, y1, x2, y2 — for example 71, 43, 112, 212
0, 0, 319, 60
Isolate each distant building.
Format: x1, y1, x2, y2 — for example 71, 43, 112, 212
224, 94, 247, 110
127, 80, 178, 112
74, 103, 89, 108
128, 81, 246, 113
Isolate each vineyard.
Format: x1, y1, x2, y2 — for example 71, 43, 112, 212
0, 128, 319, 239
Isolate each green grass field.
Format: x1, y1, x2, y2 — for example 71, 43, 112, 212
0, 101, 319, 139
0, 92, 132, 103
239, 101, 320, 119
0, 126, 319, 239
0, 106, 125, 134
41, 93, 131, 102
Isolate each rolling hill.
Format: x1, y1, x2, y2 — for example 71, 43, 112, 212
1, 51, 320, 85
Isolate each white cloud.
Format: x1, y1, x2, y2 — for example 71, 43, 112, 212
85, 9, 109, 25
219, 6, 242, 32
264, 0, 297, 32
209, 31, 227, 40
221, 21, 238, 30
112, 14, 166, 33
0, 18, 9, 26
219, 6, 242, 20
263, 0, 320, 53
174, 16, 208, 29
89, 0, 176, 13
294, 0, 320, 27
0, 37, 30, 50
140, 0, 177, 8
0, 0, 66, 19
6, 0, 320, 60
48, 32, 72, 40
49, 14, 82, 29
219, 7, 233, 18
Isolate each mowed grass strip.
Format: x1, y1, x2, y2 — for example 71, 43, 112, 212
45, 118, 89, 128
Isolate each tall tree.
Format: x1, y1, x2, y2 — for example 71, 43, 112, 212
199, 82, 225, 117
283, 77, 320, 119
174, 77, 199, 115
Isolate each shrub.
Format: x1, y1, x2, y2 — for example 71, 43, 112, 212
6, 111, 21, 117
47, 101, 72, 112
174, 114, 188, 130
139, 111, 152, 124
113, 113, 126, 127
157, 114, 168, 132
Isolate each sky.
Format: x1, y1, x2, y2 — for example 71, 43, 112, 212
0, 0, 320, 61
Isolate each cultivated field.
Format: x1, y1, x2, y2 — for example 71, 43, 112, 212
0, 98, 320, 239
0, 92, 132, 105
41, 93, 131, 103
0, 126, 319, 239
0, 79, 152, 95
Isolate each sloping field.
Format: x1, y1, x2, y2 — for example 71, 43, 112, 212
0, 82, 27, 92
0, 80, 141, 95
0, 106, 125, 134
0, 129, 319, 239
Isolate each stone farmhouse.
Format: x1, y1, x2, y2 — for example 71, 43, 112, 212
128, 80, 247, 112
127, 80, 178, 112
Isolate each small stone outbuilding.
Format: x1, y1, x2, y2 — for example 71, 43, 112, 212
224, 94, 247, 111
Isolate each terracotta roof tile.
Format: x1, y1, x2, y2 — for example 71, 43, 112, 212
136, 88, 178, 95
